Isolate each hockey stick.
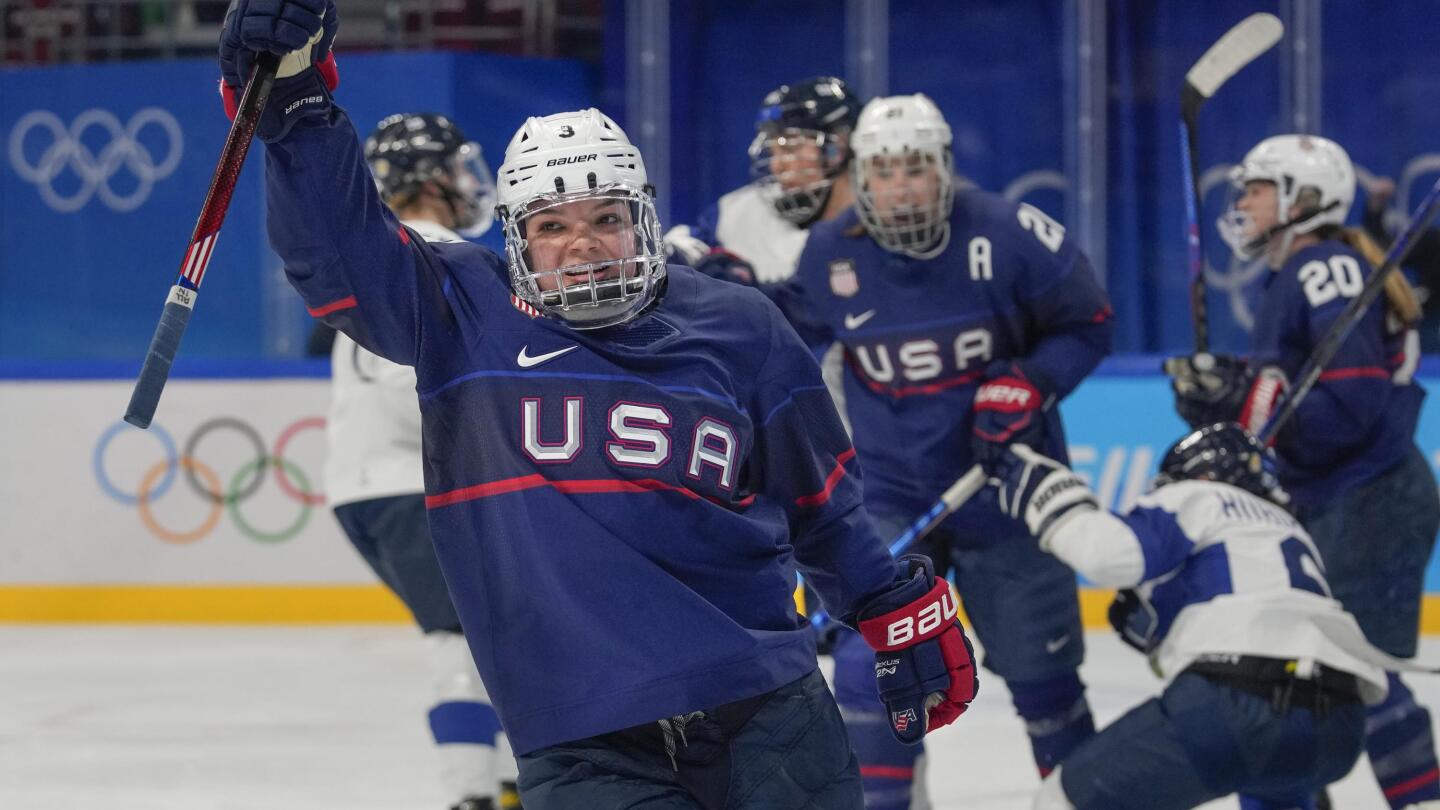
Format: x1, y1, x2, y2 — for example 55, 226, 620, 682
1180, 12, 1284, 353
1258, 176, 1440, 444
808, 464, 986, 627
123, 52, 281, 429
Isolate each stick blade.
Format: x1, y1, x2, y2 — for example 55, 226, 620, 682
1185, 13, 1284, 99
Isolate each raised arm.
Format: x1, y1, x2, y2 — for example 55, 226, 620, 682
220, 0, 485, 366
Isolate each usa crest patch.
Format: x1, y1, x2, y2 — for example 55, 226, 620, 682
829, 259, 859, 297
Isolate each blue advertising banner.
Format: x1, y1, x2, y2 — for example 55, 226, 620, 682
1, 51, 593, 360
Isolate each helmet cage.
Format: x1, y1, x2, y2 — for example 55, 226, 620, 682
500, 184, 666, 330
748, 127, 850, 225
854, 147, 955, 259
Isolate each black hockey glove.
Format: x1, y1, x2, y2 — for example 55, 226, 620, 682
1164, 353, 1253, 429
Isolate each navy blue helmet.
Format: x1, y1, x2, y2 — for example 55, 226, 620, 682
748, 77, 862, 225
364, 113, 496, 237
1154, 422, 1287, 504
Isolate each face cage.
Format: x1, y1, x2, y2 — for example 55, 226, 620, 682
449, 144, 499, 238
748, 129, 848, 225
854, 150, 955, 259
501, 187, 667, 330
1216, 171, 1279, 260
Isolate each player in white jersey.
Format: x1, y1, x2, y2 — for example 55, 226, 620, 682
326, 112, 514, 810
988, 423, 1391, 810
665, 76, 859, 284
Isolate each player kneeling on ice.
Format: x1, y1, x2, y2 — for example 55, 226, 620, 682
219, 2, 976, 808
986, 424, 1387, 810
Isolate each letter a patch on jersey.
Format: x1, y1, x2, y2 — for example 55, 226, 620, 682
829, 259, 859, 297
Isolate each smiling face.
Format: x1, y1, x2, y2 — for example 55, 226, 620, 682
521, 195, 638, 291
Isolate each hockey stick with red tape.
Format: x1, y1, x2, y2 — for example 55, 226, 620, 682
1180, 12, 1284, 352
1258, 176, 1440, 444
124, 52, 281, 429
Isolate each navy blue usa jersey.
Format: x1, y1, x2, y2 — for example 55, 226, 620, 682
264, 107, 899, 755
783, 195, 1113, 533
1250, 240, 1424, 507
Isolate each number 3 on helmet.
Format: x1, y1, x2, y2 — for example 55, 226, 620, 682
496, 109, 667, 330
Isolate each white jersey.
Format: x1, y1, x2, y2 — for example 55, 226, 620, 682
324, 219, 463, 507
665, 183, 810, 284
1048, 480, 1388, 704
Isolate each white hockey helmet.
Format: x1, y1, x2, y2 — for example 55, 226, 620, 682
1217, 134, 1356, 260
496, 109, 666, 329
851, 94, 955, 259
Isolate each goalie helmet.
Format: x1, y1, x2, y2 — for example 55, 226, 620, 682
364, 113, 497, 238
851, 94, 955, 259
1153, 422, 1287, 505
748, 76, 861, 226
1217, 134, 1355, 260
496, 109, 666, 330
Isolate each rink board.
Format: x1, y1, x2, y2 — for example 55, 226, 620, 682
2, 367, 1439, 624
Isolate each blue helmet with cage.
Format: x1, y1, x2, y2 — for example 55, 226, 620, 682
748, 76, 862, 225
1154, 422, 1288, 504
364, 112, 497, 237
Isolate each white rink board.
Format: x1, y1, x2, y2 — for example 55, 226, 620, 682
0, 379, 370, 584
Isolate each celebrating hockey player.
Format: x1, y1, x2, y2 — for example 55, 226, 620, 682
987, 424, 1384, 810
324, 111, 514, 810
777, 93, 1113, 807
1168, 134, 1440, 808
218, 3, 977, 808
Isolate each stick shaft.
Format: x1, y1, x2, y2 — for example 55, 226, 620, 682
124, 53, 280, 429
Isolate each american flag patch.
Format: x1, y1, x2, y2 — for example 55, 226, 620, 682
180, 233, 219, 287
829, 259, 858, 297
510, 294, 540, 318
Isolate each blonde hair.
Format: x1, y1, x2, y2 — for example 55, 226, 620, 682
1336, 226, 1422, 329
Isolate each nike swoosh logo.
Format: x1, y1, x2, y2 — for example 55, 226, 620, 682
844, 309, 877, 330
1045, 634, 1071, 654
516, 344, 579, 368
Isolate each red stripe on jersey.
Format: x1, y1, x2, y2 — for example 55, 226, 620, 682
795, 447, 856, 509
306, 295, 358, 317
1318, 366, 1389, 381
426, 474, 752, 510
859, 765, 915, 780
398, 226, 411, 245
1384, 767, 1440, 800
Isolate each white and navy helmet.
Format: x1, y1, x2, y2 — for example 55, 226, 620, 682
747, 76, 861, 226
496, 109, 666, 329
851, 94, 955, 259
364, 113, 496, 238
1218, 134, 1355, 260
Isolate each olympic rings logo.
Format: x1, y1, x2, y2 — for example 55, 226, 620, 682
8, 108, 183, 213
92, 417, 326, 544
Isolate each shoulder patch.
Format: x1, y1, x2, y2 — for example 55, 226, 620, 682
829, 259, 859, 297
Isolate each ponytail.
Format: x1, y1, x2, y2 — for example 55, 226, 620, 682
1332, 226, 1422, 330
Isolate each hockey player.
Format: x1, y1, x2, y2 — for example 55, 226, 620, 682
1168, 134, 1440, 809
219, 3, 977, 808
324, 112, 511, 810
778, 93, 1113, 808
988, 423, 1383, 810
665, 76, 860, 284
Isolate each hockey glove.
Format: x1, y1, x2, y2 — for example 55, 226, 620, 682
990, 444, 1099, 544
218, 0, 338, 142
856, 555, 978, 744
1164, 353, 1253, 429
692, 248, 759, 287
971, 361, 1053, 465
